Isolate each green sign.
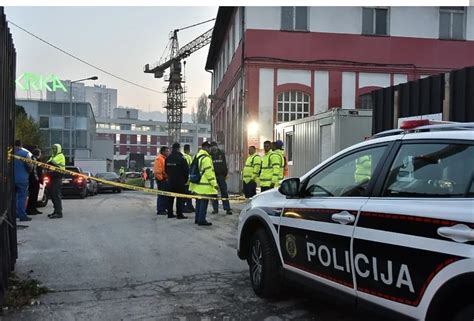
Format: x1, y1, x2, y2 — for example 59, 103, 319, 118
15, 73, 67, 92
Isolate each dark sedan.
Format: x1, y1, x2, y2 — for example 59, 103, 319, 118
61, 166, 88, 198
95, 172, 122, 193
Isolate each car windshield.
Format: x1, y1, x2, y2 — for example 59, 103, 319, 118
96, 172, 118, 179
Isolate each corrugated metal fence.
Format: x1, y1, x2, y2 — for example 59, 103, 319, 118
372, 66, 474, 134
0, 8, 17, 307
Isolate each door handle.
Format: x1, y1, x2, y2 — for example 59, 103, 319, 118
437, 224, 474, 243
331, 211, 355, 225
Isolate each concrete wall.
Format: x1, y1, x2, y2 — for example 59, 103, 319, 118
245, 7, 474, 40
92, 139, 114, 160
258, 68, 274, 148
277, 69, 311, 86
314, 71, 329, 114
342, 72, 356, 109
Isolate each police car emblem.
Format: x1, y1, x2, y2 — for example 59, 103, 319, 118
285, 234, 297, 258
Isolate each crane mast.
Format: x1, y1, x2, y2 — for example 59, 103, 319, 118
144, 27, 213, 144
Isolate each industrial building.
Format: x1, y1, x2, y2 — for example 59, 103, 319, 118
47, 81, 117, 118
95, 107, 211, 163
16, 99, 97, 160
205, 6, 474, 191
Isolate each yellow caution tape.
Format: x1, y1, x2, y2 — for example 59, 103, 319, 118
12, 155, 246, 202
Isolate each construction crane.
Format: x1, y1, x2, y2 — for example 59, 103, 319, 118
144, 19, 214, 144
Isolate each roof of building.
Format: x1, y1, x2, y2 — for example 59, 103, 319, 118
205, 7, 236, 70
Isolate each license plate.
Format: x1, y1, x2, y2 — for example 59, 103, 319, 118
62, 178, 72, 183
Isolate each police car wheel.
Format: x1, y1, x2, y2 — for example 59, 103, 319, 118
452, 304, 474, 321
247, 229, 282, 298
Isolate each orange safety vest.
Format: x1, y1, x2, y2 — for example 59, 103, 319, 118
153, 154, 167, 181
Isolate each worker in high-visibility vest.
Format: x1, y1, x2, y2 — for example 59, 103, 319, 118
182, 144, 195, 212
47, 143, 66, 219
271, 140, 285, 187
242, 145, 262, 198
259, 140, 278, 192
355, 155, 372, 183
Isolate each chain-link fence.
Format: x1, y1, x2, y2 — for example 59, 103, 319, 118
0, 7, 17, 307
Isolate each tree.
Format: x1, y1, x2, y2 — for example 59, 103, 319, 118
15, 105, 43, 149
192, 93, 210, 124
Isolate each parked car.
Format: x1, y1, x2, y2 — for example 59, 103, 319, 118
61, 166, 88, 198
237, 121, 474, 321
123, 171, 144, 188
83, 171, 98, 196
96, 172, 122, 193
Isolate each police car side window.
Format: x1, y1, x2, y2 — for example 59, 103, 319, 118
383, 143, 474, 198
304, 146, 387, 197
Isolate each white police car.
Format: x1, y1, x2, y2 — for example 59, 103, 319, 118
237, 121, 474, 321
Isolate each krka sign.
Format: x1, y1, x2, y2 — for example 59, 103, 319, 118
15, 73, 67, 92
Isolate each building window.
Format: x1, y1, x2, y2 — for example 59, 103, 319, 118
439, 7, 465, 40
359, 93, 373, 110
75, 131, 88, 148
39, 117, 49, 128
362, 7, 389, 35
75, 117, 88, 130
38, 102, 50, 115
50, 116, 64, 129
277, 91, 310, 122
120, 124, 131, 130
281, 7, 308, 31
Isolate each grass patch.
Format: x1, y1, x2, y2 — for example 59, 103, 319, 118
3, 273, 50, 309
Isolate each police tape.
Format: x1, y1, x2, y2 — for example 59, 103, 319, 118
12, 155, 246, 202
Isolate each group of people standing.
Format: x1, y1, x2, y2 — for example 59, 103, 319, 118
242, 140, 287, 198
152, 141, 232, 226
13, 140, 65, 222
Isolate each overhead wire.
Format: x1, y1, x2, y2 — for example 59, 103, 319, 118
8, 19, 164, 94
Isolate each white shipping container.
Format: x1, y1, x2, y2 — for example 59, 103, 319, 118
275, 109, 373, 178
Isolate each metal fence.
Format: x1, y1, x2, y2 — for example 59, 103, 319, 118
372, 66, 474, 134
0, 7, 17, 307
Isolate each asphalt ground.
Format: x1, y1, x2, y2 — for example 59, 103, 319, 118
2, 191, 384, 321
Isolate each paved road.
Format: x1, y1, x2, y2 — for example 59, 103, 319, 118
3, 191, 382, 321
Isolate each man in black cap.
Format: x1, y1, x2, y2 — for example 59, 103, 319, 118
165, 142, 189, 219
210, 142, 232, 215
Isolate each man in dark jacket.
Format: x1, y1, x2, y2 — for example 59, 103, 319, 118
210, 142, 232, 215
27, 148, 43, 215
165, 142, 189, 219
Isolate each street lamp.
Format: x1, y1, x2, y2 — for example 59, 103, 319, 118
69, 76, 98, 162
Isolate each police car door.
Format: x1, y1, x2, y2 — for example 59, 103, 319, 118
279, 144, 389, 298
354, 137, 474, 319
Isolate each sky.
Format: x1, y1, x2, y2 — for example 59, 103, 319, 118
6, 6, 217, 115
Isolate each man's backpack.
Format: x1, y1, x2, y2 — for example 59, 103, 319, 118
189, 154, 207, 184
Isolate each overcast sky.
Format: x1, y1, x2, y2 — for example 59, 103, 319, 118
6, 6, 217, 114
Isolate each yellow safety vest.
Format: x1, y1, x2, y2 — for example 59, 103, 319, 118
243, 154, 262, 184
355, 155, 372, 183
189, 150, 218, 195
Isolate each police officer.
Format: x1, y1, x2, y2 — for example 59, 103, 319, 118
47, 143, 66, 219
259, 141, 275, 192
14, 140, 33, 221
271, 140, 285, 186
27, 148, 43, 215
189, 141, 218, 226
165, 142, 189, 219
182, 144, 194, 212
242, 146, 262, 198
355, 155, 372, 183
119, 166, 125, 178
210, 142, 232, 215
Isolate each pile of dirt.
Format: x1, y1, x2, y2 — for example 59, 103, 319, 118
2, 273, 49, 310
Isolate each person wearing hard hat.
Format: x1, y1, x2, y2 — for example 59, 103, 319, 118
242, 145, 261, 198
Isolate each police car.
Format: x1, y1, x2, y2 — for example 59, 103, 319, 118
237, 121, 474, 321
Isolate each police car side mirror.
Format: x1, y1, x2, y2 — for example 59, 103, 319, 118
279, 178, 300, 198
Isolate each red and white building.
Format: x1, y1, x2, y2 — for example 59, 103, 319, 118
205, 6, 474, 191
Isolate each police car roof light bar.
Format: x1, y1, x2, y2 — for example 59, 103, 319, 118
399, 119, 431, 130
